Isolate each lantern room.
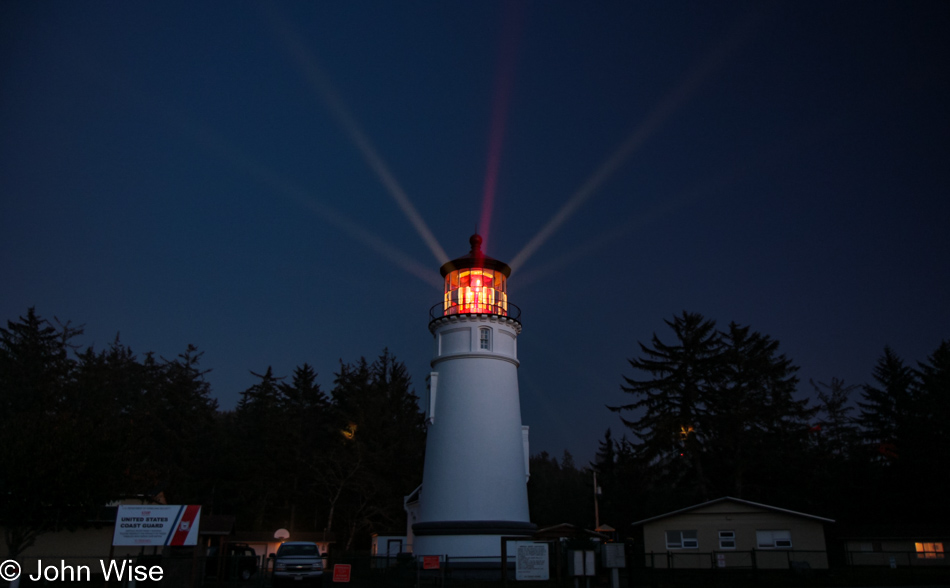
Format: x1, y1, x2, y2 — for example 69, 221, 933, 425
438, 234, 511, 318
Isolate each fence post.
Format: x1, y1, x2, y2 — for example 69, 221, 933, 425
501, 540, 507, 588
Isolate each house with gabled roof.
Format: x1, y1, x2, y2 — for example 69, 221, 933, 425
631, 497, 834, 570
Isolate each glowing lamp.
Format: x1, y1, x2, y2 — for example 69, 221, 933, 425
439, 234, 510, 317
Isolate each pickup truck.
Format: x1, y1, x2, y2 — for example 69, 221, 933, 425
271, 541, 324, 586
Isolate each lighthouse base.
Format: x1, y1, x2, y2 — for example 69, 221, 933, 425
412, 520, 536, 558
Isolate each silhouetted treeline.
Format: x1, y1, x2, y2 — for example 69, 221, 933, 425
0, 308, 424, 556
528, 311, 950, 540
4, 308, 948, 556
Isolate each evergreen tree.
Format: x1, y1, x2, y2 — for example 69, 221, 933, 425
134, 346, 218, 504
70, 338, 147, 499
323, 351, 426, 549
592, 428, 617, 481
277, 363, 333, 533
612, 312, 818, 511
610, 312, 721, 502
526, 451, 591, 528
907, 341, 950, 520
857, 347, 914, 462
231, 366, 288, 530
854, 343, 950, 522
912, 341, 950, 460
810, 378, 859, 459
713, 322, 813, 505
0, 309, 93, 555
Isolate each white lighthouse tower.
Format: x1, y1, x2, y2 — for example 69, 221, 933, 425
411, 234, 535, 558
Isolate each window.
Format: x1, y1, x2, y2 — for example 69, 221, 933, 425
916, 542, 945, 559
479, 328, 491, 350
666, 530, 698, 549
719, 530, 736, 549
756, 530, 792, 549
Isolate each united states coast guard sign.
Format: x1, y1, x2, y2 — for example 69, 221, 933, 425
112, 505, 201, 546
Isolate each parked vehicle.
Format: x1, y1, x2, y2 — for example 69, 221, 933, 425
206, 542, 259, 580
271, 541, 324, 586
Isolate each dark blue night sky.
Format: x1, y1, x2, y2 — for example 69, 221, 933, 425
3, 1, 948, 463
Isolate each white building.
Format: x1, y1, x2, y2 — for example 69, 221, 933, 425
408, 234, 534, 558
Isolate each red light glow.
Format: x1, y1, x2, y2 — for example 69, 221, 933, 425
443, 268, 507, 316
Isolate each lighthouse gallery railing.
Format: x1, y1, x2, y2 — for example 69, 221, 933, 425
429, 301, 521, 324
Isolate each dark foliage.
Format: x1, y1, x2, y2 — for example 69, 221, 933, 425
0, 309, 425, 556
3, 306, 947, 553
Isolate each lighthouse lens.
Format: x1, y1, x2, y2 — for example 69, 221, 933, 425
441, 268, 507, 317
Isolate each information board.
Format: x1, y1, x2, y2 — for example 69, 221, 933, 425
515, 542, 549, 581
568, 550, 596, 577
112, 505, 201, 546
602, 543, 626, 568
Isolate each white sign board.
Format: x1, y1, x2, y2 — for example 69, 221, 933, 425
112, 505, 201, 546
569, 550, 596, 577
602, 543, 626, 568
515, 542, 549, 581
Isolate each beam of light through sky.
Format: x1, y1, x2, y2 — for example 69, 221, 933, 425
57, 38, 444, 291
508, 8, 767, 274
267, 8, 449, 266
515, 106, 837, 290
516, 182, 719, 290
478, 2, 524, 252
185, 121, 444, 290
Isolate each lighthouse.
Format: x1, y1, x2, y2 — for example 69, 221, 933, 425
410, 234, 535, 558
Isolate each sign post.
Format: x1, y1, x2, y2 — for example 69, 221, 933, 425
568, 550, 595, 588
601, 544, 626, 588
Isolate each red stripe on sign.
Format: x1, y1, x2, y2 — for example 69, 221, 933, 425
169, 505, 200, 546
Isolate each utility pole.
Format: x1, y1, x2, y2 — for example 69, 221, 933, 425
593, 472, 601, 529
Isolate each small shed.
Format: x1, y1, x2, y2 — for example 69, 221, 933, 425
632, 497, 834, 570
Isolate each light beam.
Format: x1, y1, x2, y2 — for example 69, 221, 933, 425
268, 9, 449, 266
509, 8, 765, 274
478, 2, 524, 252
516, 97, 823, 290
186, 121, 443, 289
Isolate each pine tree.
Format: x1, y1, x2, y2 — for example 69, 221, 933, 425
908, 341, 950, 519
610, 312, 721, 501
323, 350, 426, 549
858, 347, 914, 462
593, 428, 617, 479
810, 378, 859, 458
233, 366, 288, 530
612, 313, 817, 510
276, 364, 332, 532
0, 309, 92, 555
714, 322, 813, 504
